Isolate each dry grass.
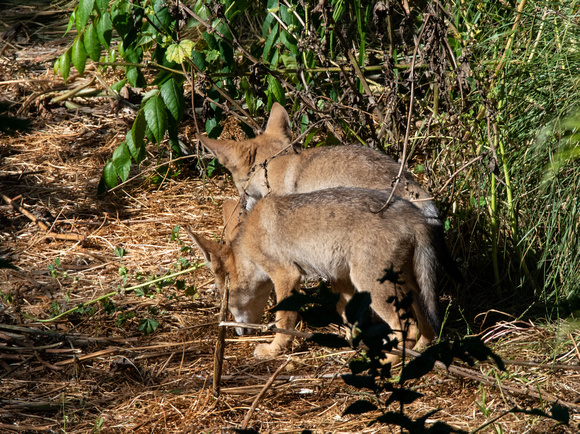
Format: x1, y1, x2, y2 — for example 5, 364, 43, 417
1, 8, 580, 433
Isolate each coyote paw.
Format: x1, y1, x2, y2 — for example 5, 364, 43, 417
254, 342, 283, 359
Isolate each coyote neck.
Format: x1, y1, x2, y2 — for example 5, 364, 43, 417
246, 153, 302, 200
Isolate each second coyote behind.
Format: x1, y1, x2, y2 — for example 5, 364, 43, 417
191, 188, 443, 359
197, 103, 440, 226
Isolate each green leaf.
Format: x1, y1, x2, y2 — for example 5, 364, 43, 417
53, 56, 60, 76
218, 39, 234, 69
242, 77, 257, 116
76, 0, 95, 30
263, 23, 278, 60
184, 285, 197, 297
138, 318, 159, 335
142, 88, 159, 103
205, 117, 222, 139
126, 66, 146, 87
160, 77, 185, 121
95, 0, 108, 13
202, 31, 218, 50
280, 30, 298, 55
280, 53, 297, 70
262, 9, 275, 38
112, 141, 131, 182
71, 37, 87, 74
96, 12, 113, 49
127, 109, 146, 162
56, 50, 72, 82
65, 11, 76, 36
204, 49, 221, 63
144, 95, 168, 144
191, 50, 206, 71
100, 160, 118, 191
84, 22, 101, 61
267, 75, 285, 108
111, 0, 133, 40
165, 40, 194, 64
150, 0, 172, 32
110, 78, 126, 93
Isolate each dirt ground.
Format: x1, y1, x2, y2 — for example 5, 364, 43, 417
1, 6, 580, 434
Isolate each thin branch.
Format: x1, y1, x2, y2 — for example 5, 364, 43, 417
374, 15, 431, 213
241, 358, 291, 429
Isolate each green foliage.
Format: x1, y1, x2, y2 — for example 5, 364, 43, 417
138, 317, 160, 335
48, 258, 67, 279
93, 416, 104, 433
59, 0, 580, 305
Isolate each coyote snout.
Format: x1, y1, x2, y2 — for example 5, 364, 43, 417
192, 188, 444, 359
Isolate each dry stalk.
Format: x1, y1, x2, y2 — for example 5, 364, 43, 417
212, 277, 229, 397
240, 358, 291, 430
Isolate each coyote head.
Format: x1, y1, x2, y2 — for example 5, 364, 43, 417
197, 103, 292, 199
190, 232, 271, 336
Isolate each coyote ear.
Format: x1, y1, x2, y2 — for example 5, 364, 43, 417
222, 198, 245, 244
264, 103, 291, 142
189, 231, 230, 271
197, 135, 240, 166
222, 199, 241, 226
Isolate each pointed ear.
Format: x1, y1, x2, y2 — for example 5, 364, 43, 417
188, 231, 232, 272
222, 199, 241, 226
197, 135, 242, 167
264, 103, 291, 142
223, 199, 245, 244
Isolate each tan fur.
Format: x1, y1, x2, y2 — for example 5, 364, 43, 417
198, 103, 440, 224
192, 188, 441, 359
222, 198, 245, 244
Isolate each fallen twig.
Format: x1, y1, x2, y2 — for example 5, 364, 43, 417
241, 358, 291, 430
2, 193, 49, 231
218, 320, 580, 411
1, 193, 86, 241
212, 277, 229, 397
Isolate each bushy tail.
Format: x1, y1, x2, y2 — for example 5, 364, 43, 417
414, 228, 442, 335
431, 223, 464, 284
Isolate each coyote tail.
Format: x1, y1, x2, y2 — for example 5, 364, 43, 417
414, 228, 442, 335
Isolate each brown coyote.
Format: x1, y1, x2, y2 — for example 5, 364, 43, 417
197, 103, 440, 227
191, 188, 442, 359
222, 198, 244, 243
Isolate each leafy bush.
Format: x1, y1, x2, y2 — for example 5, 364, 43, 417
55, 0, 579, 304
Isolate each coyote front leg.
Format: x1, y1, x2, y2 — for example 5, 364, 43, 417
254, 267, 302, 359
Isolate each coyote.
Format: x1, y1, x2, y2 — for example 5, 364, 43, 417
191, 188, 442, 359
222, 198, 244, 244
197, 103, 440, 226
